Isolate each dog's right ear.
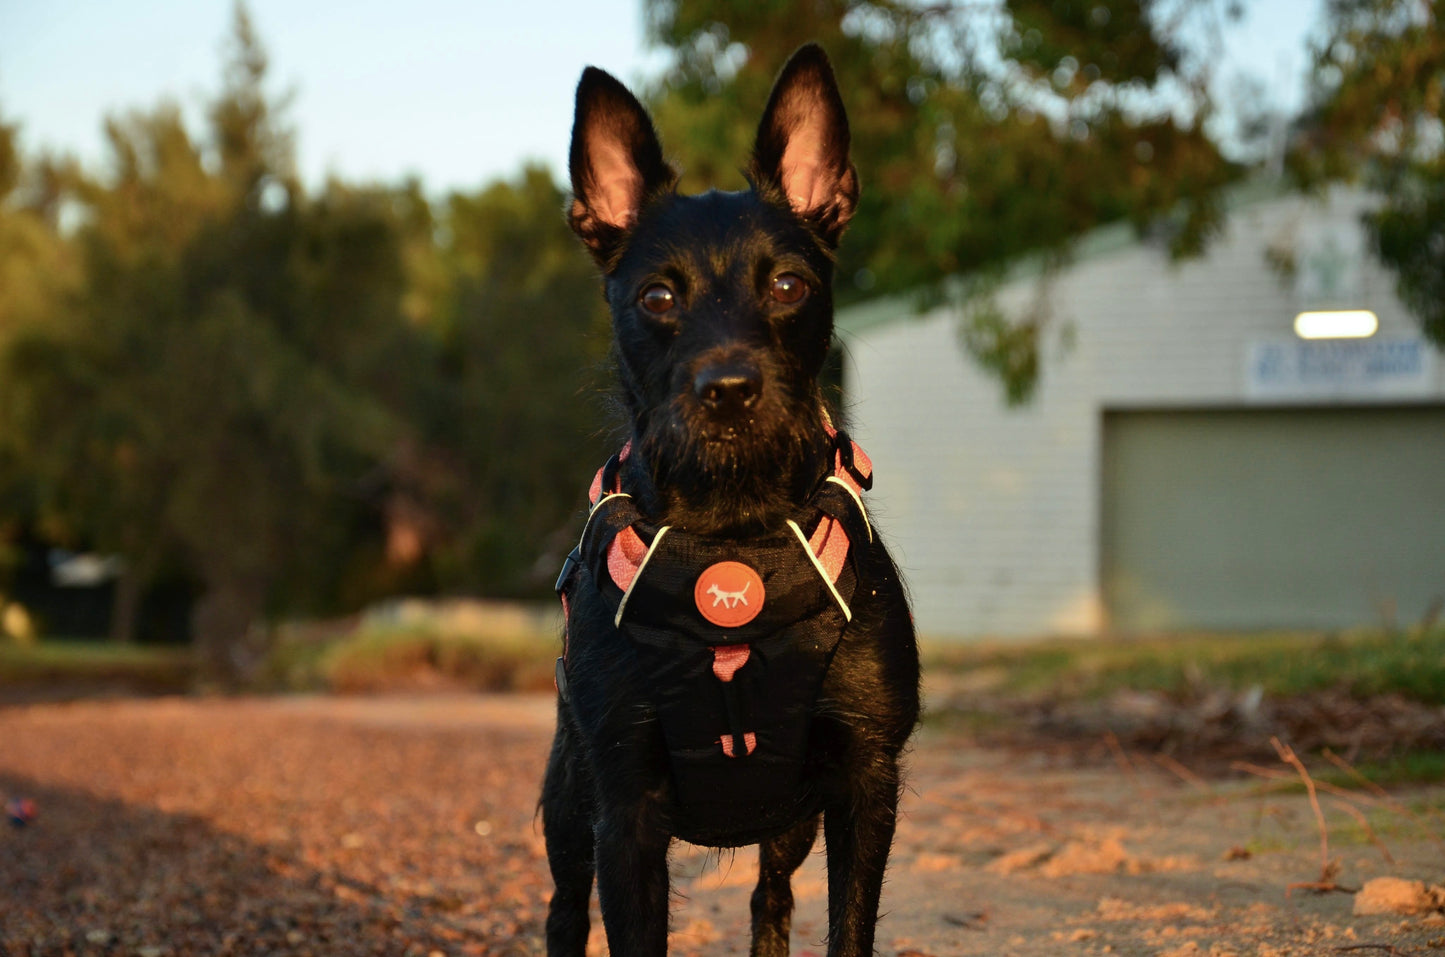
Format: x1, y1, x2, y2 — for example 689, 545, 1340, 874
568, 67, 676, 267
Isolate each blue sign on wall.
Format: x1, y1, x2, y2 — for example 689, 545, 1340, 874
1246, 337, 1434, 400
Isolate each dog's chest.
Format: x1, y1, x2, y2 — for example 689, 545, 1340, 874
557, 442, 876, 844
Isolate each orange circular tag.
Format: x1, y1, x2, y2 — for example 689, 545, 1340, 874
694, 561, 765, 628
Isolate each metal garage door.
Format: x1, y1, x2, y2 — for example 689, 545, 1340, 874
1101, 406, 1445, 632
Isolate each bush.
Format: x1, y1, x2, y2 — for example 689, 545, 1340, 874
321, 626, 555, 694
259, 599, 560, 694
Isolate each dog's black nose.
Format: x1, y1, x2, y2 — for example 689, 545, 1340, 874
694, 362, 762, 418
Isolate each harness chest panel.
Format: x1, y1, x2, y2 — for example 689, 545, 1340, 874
558, 435, 874, 844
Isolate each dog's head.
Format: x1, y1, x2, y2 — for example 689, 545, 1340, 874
567, 45, 859, 531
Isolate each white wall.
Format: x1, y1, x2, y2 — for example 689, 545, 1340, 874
839, 187, 1443, 639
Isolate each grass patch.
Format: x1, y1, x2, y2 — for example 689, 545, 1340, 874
925, 628, 1445, 782
1324, 751, 1445, 789
923, 627, 1445, 705
0, 639, 194, 694
319, 625, 556, 694
259, 601, 560, 694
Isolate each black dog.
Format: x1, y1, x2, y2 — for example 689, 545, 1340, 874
542, 44, 920, 956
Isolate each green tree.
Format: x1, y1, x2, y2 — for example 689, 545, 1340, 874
426, 166, 614, 596
0, 10, 628, 671
0, 114, 82, 594
1290, 0, 1445, 344
0, 115, 78, 354
644, 0, 1240, 400
0, 7, 420, 679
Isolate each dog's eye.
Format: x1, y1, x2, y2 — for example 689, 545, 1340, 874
639, 284, 676, 314
770, 273, 808, 305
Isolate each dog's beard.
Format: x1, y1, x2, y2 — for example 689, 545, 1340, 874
636, 388, 830, 534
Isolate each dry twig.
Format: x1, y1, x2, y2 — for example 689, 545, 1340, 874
1152, 752, 1212, 792
1103, 731, 1144, 787
1271, 737, 1355, 896
1233, 762, 1397, 809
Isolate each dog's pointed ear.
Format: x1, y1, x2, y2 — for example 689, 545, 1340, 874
750, 44, 859, 247
568, 67, 676, 266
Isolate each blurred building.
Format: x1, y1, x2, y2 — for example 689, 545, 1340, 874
839, 184, 1445, 639
7, 539, 193, 643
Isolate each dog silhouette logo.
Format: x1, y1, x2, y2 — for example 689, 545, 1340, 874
707, 580, 751, 608
694, 561, 765, 627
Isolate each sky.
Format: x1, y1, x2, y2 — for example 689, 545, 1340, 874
0, 0, 1323, 196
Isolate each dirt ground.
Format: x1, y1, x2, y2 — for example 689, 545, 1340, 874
2, 692, 1443, 956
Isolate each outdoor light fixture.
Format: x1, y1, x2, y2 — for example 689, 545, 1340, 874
1293, 309, 1379, 339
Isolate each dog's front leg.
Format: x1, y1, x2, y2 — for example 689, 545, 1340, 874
594, 793, 672, 956
542, 704, 596, 957
823, 753, 900, 957
750, 813, 821, 956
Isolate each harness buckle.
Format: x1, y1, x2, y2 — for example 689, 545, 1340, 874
555, 547, 582, 596
599, 453, 625, 500
834, 429, 873, 491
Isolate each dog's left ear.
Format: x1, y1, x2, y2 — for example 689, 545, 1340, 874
750, 44, 860, 247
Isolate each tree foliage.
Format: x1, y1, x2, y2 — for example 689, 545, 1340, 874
0, 8, 607, 680
1291, 0, 1445, 345
0, 120, 78, 345
427, 168, 613, 595
0, 116, 83, 593
0, 11, 415, 678
643, 0, 1240, 400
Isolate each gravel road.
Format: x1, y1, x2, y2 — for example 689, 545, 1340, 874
2, 693, 1442, 956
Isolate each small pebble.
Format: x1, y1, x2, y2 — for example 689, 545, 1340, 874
5, 796, 36, 827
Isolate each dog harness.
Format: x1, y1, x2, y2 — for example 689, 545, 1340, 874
555, 426, 875, 844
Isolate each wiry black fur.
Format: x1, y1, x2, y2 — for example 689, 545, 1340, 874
542, 44, 920, 956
